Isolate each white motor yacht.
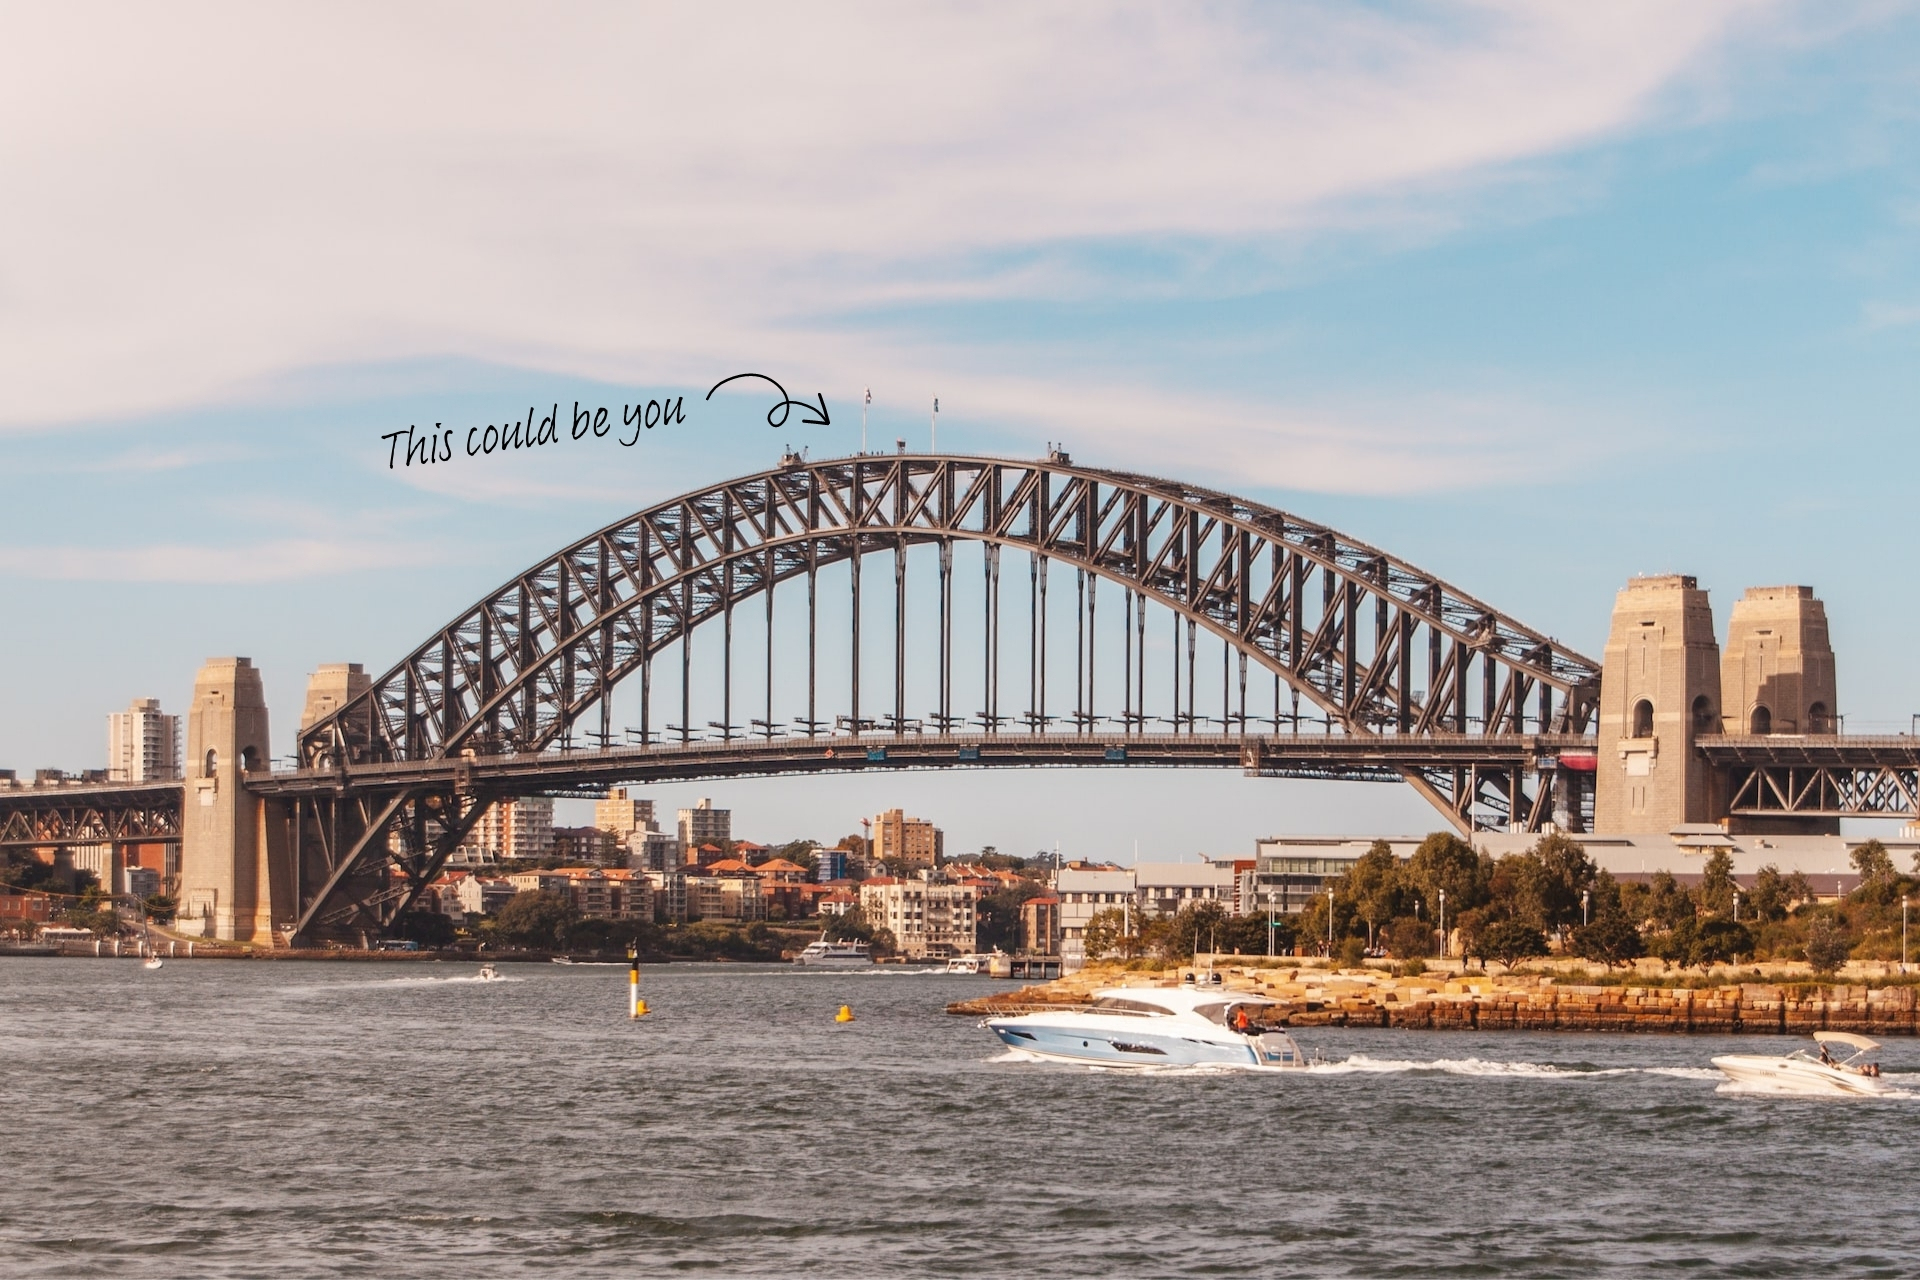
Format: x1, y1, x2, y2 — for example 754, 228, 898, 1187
1713, 1031, 1895, 1096
796, 938, 873, 967
986, 984, 1311, 1069
476, 963, 502, 982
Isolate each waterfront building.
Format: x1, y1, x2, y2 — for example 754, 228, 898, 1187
1020, 893, 1060, 955
462, 797, 555, 862
815, 848, 849, 883
677, 798, 731, 858
0, 889, 54, 931
859, 873, 977, 960
626, 828, 680, 872
1053, 862, 1136, 949
456, 875, 516, 917
1133, 860, 1239, 917
685, 870, 764, 922
552, 825, 620, 865
747, 856, 811, 918
121, 865, 160, 899
644, 868, 688, 923
871, 808, 942, 872
106, 697, 181, 782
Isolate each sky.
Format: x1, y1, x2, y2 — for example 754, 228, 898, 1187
3, 1, 1918, 859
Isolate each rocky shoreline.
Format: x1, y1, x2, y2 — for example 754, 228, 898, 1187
948, 962, 1920, 1036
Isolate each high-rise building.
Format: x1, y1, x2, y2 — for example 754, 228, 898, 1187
594, 787, 656, 837
106, 698, 181, 781
461, 796, 555, 861
871, 808, 942, 871
678, 798, 730, 858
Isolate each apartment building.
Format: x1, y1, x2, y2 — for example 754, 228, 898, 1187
859, 873, 977, 960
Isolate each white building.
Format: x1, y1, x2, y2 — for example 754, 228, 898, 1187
627, 828, 681, 872
456, 876, 517, 917
461, 797, 555, 861
107, 698, 181, 781
1053, 863, 1136, 949
860, 874, 977, 960
678, 798, 731, 855
1134, 860, 1239, 917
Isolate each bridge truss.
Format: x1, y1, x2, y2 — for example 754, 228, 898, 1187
279, 452, 1602, 941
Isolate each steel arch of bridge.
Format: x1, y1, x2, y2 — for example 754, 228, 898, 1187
285, 452, 1600, 940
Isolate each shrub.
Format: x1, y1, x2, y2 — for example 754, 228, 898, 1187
1804, 916, 1852, 976
1396, 958, 1428, 978
1335, 936, 1367, 969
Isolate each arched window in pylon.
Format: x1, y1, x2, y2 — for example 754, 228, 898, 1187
1631, 699, 1654, 738
203, 748, 217, 778
1808, 701, 1830, 734
1750, 705, 1772, 735
1691, 695, 1716, 735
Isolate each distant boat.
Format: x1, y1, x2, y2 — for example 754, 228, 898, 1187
1713, 1032, 1895, 1096
143, 956, 163, 970
796, 939, 873, 966
476, 964, 502, 982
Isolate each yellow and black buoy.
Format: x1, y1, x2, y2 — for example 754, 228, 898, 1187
629, 948, 649, 1018
835, 1004, 856, 1023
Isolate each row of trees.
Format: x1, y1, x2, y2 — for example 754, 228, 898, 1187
1071, 833, 1920, 977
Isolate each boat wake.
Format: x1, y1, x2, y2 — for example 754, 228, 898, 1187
987, 1048, 1728, 1081
1715, 1076, 1920, 1099
281, 973, 523, 995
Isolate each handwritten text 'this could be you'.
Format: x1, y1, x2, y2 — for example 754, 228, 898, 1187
382, 398, 687, 468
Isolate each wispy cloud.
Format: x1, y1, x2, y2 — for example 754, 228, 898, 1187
1862, 300, 1920, 330
0, 538, 440, 584
0, 1, 1764, 435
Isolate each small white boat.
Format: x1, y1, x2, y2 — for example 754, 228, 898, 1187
946, 954, 984, 974
476, 963, 501, 982
143, 956, 163, 971
796, 939, 873, 967
1713, 1032, 1895, 1096
986, 984, 1312, 1069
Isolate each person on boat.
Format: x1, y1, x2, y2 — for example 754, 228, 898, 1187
1232, 1005, 1252, 1034
1818, 1043, 1834, 1066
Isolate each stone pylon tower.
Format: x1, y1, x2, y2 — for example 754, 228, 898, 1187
1593, 576, 1724, 834
1722, 585, 1840, 835
176, 658, 290, 941
1721, 586, 1838, 736
300, 662, 372, 749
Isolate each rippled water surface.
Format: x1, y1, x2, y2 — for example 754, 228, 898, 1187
6, 958, 1920, 1277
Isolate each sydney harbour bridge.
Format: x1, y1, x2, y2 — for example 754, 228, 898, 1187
5, 451, 1917, 944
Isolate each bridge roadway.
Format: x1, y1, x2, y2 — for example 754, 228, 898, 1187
245, 730, 1593, 800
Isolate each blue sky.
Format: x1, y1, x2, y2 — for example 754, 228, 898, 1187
3, 2, 1917, 857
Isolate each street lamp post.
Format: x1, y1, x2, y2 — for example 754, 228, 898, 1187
1327, 886, 1335, 954
1267, 890, 1278, 959
1581, 889, 1589, 927
1438, 889, 1447, 960
1733, 890, 1740, 923
1904, 896, 1910, 975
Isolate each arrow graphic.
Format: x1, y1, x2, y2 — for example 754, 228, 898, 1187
706, 373, 831, 429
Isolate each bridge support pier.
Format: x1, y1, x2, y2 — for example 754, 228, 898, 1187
175, 658, 292, 943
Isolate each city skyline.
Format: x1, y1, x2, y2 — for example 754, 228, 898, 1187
5, 4, 1919, 857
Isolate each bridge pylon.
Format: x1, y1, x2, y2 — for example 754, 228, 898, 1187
176, 657, 292, 942
1593, 576, 1725, 834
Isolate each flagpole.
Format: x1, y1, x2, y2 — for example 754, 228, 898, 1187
862, 387, 871, 455
931, 396, 939, 453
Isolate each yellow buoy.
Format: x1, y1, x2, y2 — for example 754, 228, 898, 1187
835, 1004, 855, 1022
634, 998, 650, 1016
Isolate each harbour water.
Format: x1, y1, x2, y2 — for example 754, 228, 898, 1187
5, 959, 1920, 1277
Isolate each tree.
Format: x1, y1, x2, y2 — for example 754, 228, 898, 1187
1347, 840, 1410, 949
141, 894, 177, 924
1479, 919, 1549, 971
1406, 831, 1490, 916
823, 905, 876, 944
1690, 918, 1753, 968
1529, 832, 1597, 937
1081, 906, 1133, 960
1646, 870, 1695, 930
1745, 864, 1792, 922
976, 880, 1043, 952
1571, 912, 1645, 969
1696, 849, 1736, 917
1851, 840, 1898, 904
1385, 914, 1435, 960
1803, 915, 1852, 976
494, 890, 580, 949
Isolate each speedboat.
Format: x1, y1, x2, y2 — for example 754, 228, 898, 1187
476, 963, 501, 982
796, 938, 873, 967
1713, 1032, 1895, 1096
946, 954, 984, 974
986, 984, 1311, 1069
